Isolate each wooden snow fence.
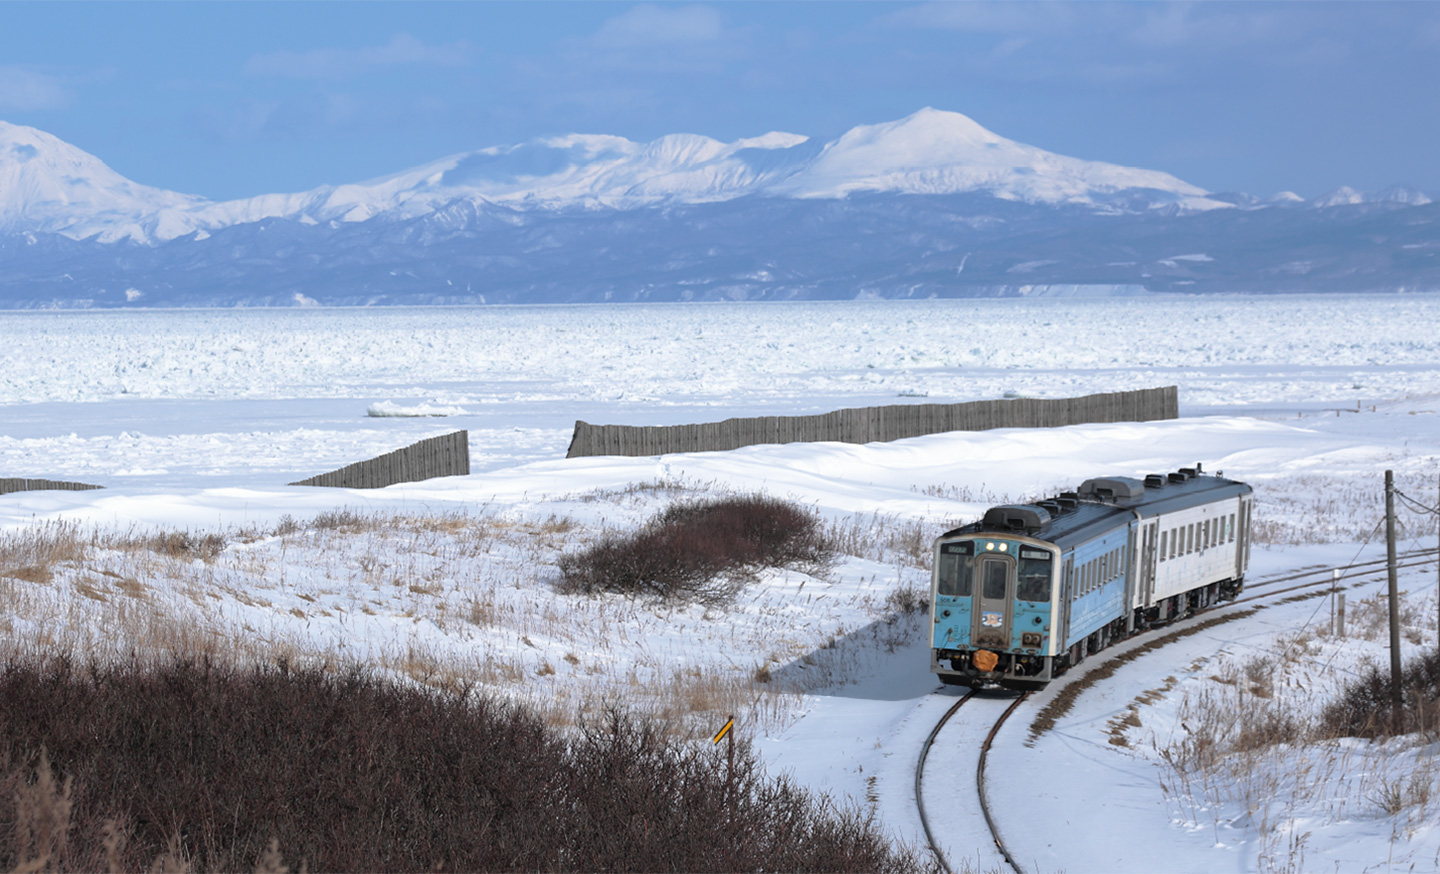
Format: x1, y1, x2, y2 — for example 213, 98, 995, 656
0, 478, 105, 496
566, 386, 1178, 459
290, 431, 470, 489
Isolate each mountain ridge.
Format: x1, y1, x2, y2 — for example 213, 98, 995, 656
2, 108, 1243, 244
0, 110, 1435, 306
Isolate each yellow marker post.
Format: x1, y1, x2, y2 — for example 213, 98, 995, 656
714, 715, 736, 812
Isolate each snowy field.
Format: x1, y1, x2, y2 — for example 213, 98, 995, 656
4, 294, 1440, 873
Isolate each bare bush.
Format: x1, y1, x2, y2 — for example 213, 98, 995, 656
557, 495, 834, 604
0, 655, 921, 873
1318, 647, 1440, 739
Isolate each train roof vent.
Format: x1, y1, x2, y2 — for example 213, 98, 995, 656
1144, 474, 1166, 488
1056, 497, 1079, 512
1179, 466, 1198, 477
1036, 500, 1063, 516
1168, 471, 1191, 483
1078, 476, 1146, 501
983, 504, 1052, 532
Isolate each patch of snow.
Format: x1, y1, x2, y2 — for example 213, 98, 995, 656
367, 400, 470, 418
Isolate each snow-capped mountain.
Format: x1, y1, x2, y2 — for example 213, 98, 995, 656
0, 122, 208, 243
2, 109, 1230, 245
0, 109, 1435, 307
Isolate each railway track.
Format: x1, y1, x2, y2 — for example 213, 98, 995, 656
1236, 546, 1438, 606
915, 690, 1031, 874
1246, 545, 1437, 589
911, 546, 1439, 874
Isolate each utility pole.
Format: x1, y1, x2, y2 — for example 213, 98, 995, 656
1386, 470, 1403, 734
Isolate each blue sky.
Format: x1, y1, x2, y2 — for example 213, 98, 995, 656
3, 1, 1437, 202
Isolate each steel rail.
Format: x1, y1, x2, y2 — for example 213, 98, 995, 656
914, 690, 1031, 874
1245, 546, 1437, 591
914, 689, 976, 874
977, 692, 1032, 874
1232, 556, 1438, 607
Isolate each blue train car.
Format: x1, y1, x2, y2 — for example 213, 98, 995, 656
930, 465, 1254, 689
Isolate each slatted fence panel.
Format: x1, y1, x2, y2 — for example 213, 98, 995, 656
290, 431, 470, 489
0, 478, 105, 496
566, 386, 1178, 459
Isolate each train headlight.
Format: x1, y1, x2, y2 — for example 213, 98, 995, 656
999, 543, 1008, 552
986, 542, 995, 551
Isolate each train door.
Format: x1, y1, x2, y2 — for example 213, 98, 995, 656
972, 553, 1015, 648
1059, 556, 1073, 646
1141, 520, 1159, 606
1237, 496, 1254, 572
1125, 520, 1153, 632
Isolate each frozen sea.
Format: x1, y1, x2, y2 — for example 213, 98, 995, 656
3, 295, 1440, 492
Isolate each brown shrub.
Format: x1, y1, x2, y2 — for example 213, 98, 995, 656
557, 495, 834, 604
0, 654, 919, 873
1318, 647, 1440, 739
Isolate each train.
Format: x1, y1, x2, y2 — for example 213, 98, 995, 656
929, 465, 1254, 690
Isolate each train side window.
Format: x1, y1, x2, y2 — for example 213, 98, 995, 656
937, 542, 973, 596
1229, 513, 1236, 542
1159, 530, 1167, 561
1187, 524, 1194, 554
1203, 520, 1210, 550
1170, 529, 1178, 559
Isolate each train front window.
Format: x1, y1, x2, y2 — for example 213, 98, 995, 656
1017, 549, 1052, 602
982, 561, 1008, 600
937, 542, 973, 596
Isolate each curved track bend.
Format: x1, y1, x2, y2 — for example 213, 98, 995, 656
915, 690, 1032, 874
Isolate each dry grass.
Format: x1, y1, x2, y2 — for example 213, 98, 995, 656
0, 495, 936, 799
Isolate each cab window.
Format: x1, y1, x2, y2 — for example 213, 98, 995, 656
937, 542, 973, 596
982, 560, 1008, 600
1017, 549, 1052, 602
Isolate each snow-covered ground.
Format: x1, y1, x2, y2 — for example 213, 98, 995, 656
3, 295, 1440, 873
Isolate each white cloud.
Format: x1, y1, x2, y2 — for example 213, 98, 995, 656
246, 33, 473, 79
591, 4, 725, 48
0, 66, 71, 111
882, 1, 1081, 35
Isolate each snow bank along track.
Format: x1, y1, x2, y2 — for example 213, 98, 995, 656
915, 690, 1032, 874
